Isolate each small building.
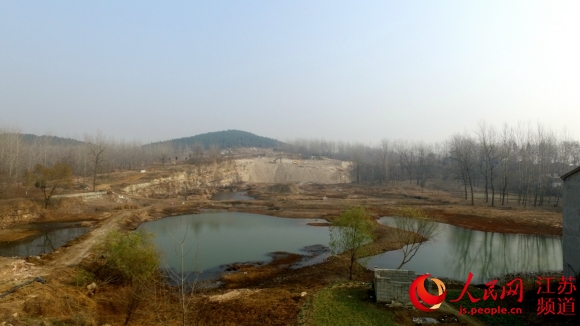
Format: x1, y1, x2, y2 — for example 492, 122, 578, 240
561, 166, 580, 278
374, 268, 423, 303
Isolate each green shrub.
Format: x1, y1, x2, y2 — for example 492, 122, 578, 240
95, 229, 159, 284
70, 268, 96, 287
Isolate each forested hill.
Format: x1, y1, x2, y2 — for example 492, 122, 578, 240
148, 130, 282, 149
14, 133, 84, 146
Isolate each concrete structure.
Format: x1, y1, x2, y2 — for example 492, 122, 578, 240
52, 191, 107, 199
561, 166, 580, 278
374, 268, 425, 303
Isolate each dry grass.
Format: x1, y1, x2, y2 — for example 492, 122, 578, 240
113, 203, 140, 210
194, 288, 300, 326
220, 252, 303, 289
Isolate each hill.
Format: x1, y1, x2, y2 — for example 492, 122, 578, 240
147, 130, 282, 149
3, 133, 84, 146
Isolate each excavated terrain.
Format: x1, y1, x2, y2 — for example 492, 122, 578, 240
0, 156, 565, 325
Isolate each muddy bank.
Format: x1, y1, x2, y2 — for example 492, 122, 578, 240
228, 183, 563, 236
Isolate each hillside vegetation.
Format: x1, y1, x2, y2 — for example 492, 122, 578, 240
147, 129, 282, 149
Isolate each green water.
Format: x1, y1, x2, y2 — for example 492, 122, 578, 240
365, 217, 562, 283
139, 211, 330, 280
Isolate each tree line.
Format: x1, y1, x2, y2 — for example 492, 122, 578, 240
282, 121, 580, 207
0, 128, 191, 197
0, 126, 251, 199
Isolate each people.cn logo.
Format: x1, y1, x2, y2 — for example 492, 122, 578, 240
409, 274, 447, 312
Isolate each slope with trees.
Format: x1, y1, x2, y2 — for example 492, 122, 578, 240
146, 130, 282, 150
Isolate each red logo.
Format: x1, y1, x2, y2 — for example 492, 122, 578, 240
409, 274, 447, 312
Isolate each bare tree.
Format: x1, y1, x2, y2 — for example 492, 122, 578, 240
413, 143, 436, 190
394, 141, 414, 184
390, 207, 439, 269
192, 142, 204, 162
0, 127, 23, 195
349, 144, 365, 184
448, 134, 477, 205
498, 124, 515, 205
476, 121, 500, 206
379, 139, 391, 186
25, 162, 73, 208
166, 224, 200, 326
86, 132, 108, 192
208, 144, 220, 161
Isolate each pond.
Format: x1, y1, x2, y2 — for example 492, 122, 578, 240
138, 211, 330, 281
364, 217, 562, 284
0, 222, 91, 257
211, 191, 254, 201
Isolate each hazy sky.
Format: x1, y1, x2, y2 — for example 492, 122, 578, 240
2, 1, 579, 144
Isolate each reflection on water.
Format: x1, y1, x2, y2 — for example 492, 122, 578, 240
211, 191, 254, 201
365, 217, 562, 284
139, 212, 330, 281
0, 222, 91, 257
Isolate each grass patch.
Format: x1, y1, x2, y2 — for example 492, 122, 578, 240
446, 288, 528, 326
70, 268, 96, 287
305, 287, 394, 326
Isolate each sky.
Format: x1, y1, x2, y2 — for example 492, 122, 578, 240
1, 1, 579, 145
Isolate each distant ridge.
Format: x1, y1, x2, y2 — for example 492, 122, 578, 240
3, 133, 84, 146
147, 130, 282, 149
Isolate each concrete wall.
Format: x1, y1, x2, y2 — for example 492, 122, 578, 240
563, 171, 580, 278
374, 268, 421, 303
52, 191, 107, 199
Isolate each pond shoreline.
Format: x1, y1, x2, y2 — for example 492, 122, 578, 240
365, 216, 562, 284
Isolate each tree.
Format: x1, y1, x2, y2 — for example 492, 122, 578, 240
329, 206, 376, 280
208, 144, 220, 161
413, 143, 436, 189
348, 144, 365, 184
476, 121, 500, 206
25, 162, 72, 208
0, 128, 23, 196
86, 132, 107, 191
379, 139, 391, 186
165, 223, 200, 326
93, 230, 159, 325
498, 124, 515, 205
448, 134, 477, 205
191, 142, 204, 162
395, 141, 415, 184
391, 207, 439, 269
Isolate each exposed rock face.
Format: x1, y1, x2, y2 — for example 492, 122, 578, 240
236, 157, 351, 184
122, 157, 351, 198
122, 160, 240, 198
